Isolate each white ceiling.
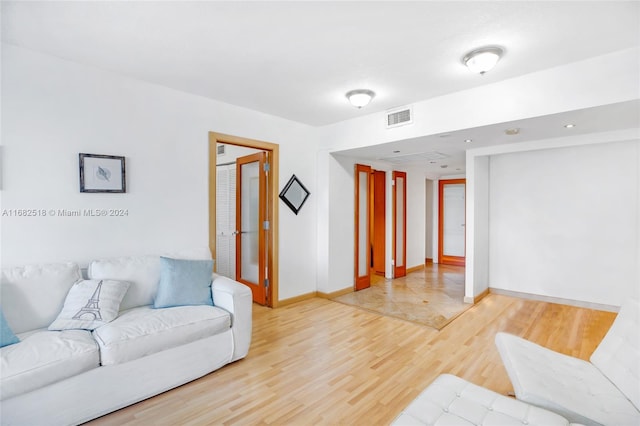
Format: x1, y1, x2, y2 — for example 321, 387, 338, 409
2, 1, 639, 174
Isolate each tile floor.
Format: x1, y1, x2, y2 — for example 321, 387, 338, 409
332, 263, 470, 329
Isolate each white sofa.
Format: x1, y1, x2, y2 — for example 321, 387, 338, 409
495, 299, 640, 426
391, 374, 580, 426
0, 251, 252, 426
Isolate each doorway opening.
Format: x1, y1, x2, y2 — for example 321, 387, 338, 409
209, 132, 279, 307
438, 178, 466, 266
354, 164, 407, 290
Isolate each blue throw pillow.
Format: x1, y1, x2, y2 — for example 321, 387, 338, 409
0, 307, 20, 348
153, 257, 214, 308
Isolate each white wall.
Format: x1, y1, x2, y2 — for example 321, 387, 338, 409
464, 156, 490, 302
3, 43, 639, 306
487, 139, 639, 306
318, 154, 427, 293
323, 154, 355, 293
405, 168, 426, 269
317, 49, 638, 301
0, 44, 318, 302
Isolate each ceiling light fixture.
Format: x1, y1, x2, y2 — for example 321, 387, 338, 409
346, 89, 376, 108
504, 128, 520, 135
465, 139, 473, 143
564, 123, 576, 128
462, 46, 504, 74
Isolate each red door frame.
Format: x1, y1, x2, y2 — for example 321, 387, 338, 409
438, 178, 466, 267
393, 171, 407, 278
354, 164, 372, 290
236, 152, 268, 304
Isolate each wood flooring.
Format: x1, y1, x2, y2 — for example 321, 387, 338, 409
87, 294, 616, 426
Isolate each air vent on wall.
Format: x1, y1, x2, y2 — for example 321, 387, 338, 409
217, 144, 226, 156
379, 151, 448, 165
386, 106, 413, 128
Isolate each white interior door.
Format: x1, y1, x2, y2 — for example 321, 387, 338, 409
215, 164, 236, 279
439, 179, 466, 266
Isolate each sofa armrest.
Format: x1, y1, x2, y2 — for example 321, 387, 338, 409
211, 275, 252, 361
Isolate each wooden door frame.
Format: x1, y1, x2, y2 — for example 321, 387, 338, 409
392, 171, 407, 278
354, 163, 372, 290
370, 170, 386, 276
438, 178, 466, 267
209, 132, 279, 307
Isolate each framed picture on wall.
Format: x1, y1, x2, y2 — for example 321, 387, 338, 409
79, 153, 126, 193
279, 174, 310, 215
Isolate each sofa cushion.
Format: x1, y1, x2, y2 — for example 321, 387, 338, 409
88, 255, 161, 312
88, 248, 213, 311
93, 305, 231, 365
49, 279, 131, 331
1, 262, 82, 334
392, 374, 572, 426
154, 257, 214, 308
0, 329, 99, 400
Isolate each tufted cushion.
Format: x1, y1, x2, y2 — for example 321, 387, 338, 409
495, 332, 640, 426
391, 374, 572, 426
590, 299, 640, 410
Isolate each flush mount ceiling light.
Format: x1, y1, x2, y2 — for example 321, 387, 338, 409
346, 89, 376, 108
564, 123, 576, 128
462, 46, 504, 74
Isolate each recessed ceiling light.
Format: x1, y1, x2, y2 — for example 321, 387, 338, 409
464, 139, 473, 143
564, 124, 576, 128
393, 150, 401, 153
462, 46, 504, 74
504, 128, 520, 135
346, 89, 376, 108
440, 165, 448, 169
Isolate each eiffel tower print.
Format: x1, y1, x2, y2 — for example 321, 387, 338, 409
73, 280, 103, 321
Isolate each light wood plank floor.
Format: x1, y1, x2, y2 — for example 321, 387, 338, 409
88, 294, 615, 425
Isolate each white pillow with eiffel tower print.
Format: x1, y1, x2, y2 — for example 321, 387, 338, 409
48, 279, 130, 331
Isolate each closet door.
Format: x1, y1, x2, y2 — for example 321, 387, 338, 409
216, 164, 236, 279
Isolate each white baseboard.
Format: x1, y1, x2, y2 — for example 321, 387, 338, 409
489, 288, 619, 312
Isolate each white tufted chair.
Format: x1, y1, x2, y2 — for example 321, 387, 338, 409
495, 299, 640, 426
391, 374, 578, 425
